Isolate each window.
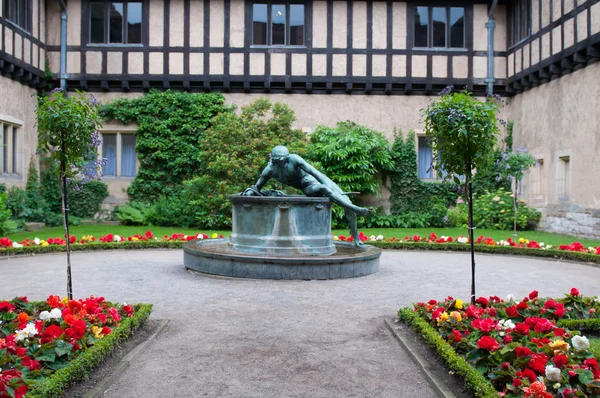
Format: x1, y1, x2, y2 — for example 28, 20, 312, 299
4, 0, 31, 31
529, 159, 544, 201
413, 6, 464, 49
417, 136, 449, 180
557, 156, 570, 200
252, 3, 305, 46
508, 0, 530, 46
0, 121, 21, 175
100, 133, 137, 177
90, 1, 143, 44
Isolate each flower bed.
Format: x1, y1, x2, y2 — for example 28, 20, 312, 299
0, 296, 152, 398
1, 230, 599, 265
399, 289, 600, 398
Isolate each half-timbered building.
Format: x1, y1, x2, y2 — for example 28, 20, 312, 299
1, 0, 599, 237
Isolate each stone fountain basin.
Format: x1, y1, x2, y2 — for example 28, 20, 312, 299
183, 239, 381, 280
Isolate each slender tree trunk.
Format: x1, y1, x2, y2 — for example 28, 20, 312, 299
466, 159, 476, 305
513, 178, 518, 237
60, 156, 73, 300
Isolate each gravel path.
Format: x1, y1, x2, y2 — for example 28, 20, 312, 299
1, 250, 599, 398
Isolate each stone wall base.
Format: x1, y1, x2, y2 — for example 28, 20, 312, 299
542, 202, 600, 240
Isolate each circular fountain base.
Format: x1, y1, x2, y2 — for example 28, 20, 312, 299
183, 239, 381, 280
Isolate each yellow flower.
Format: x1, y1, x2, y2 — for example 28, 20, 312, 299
550, 339, 569, 353
333, 236, 339, 241
91, 325, 104, 339
132, 237, 139, 241
61, 296, 69, 305
211, 233, 218, 239
41, 242, 49, 247
450, 311, 462, 322
437, 312, 449, 325
519, 238, 526, 244
455, 299, 463, 309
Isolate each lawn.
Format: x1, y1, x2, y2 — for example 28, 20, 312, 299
4, 225, 600, 248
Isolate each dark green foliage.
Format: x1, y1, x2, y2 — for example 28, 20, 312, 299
361, 210, 429, 228
0, 192, 13, 235
101, 90, 233, 202
67, 180, 109, 219
305, 121, 392, 196
114, 201, 149, 225
145, 187, 198, 228
0, 183, 6, 194
40, 159, 63, 214
27, 303, 153, 398
447, 189, 541, 230
24, 158, 48, 222
471, 151, 511, 196
387, 130, 461, 228
6, 186, 26, 219
189, 98, 308, 228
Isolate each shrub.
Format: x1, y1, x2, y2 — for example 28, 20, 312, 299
114, 201, 149, 225
101, 90, 233, 202
0, 192, 13, 235
6, 186, 26, 219
145, 188, 198, 228
190, 98, 308, 228
447, 189, 541, 230
67, 180, 109, 219
40, 159, 63, 214
306, 121, 392, 196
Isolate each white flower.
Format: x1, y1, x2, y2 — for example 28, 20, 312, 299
15, 329, 28, 342
457, 237, 468, 244
492, 196, 501, 202
333, 236, 339, 241
196, 234, 204, 240
369, 235, 377, 241
588, 247, 595, 253
113, 235, 122, 242
16, 322, 39, 341
571, 335, 590, 352
498, 319, 516, 330
545, 365, 562, 382
506, 294, 515, 301
39, 311, 52, 321
50, 308, 62, 319
595, 296, 600, 303
34, 238, 41, 245
545, 245, 553, 249
12, 242, 23, 248
539, 242, 544, 246
376, 235, 384, 241
184, 235, 188, 239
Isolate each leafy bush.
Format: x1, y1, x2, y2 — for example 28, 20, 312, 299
101, 90, 233, 202
306, 121, 392, 196
189, 98, 308, 229
144, 188, 199, 228
447, 189, 541, 230
0, 192, 13, 235
361, 210, 429, 228
114, 201, 149, 225
67, 180, 109, 219
40, 159, 63, 214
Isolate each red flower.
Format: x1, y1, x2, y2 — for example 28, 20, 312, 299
0, 301, 15, 312
553, 354, 568, 368
471, 318, 495, 333
505, 305, 518, 317
427, 300, 438, 305
514, 323, 530, 335
102, 326, 112, 335
16, 347, 26, 357
570, 287, 580, 296
512, 378, 523, 388
64, 319, 87, 340
553, 327, 567, 337
554, 303, 565, 317
475, 235, 484, 244
475, 297, 489, 307
477, 336, 499, 351
516, 346, 533, 357
46, 295, 62, 308
429, 232, 438, 241
450, 330, 462, 343
523, 381, 553, 398
465, 305, 483, 319
517, 300, 529, 311
517, 369, 537, 383
122, 305, 134, 317
503, 334, 513, 344
562, 389, 578, 398
21, 356, 40, 371
528, 353, 549, 375
544, 299, 556, 309
532, 318, 554, 333
584, 358, 598, 370
432, 308, 444, 320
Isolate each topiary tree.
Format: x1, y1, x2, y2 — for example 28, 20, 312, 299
185, 97, 308, 228
496, 148, 537, 237
423, 87, 502, 304
36, 89, 104, 299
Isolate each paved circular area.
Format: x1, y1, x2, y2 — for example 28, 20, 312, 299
2, 250, 600, 397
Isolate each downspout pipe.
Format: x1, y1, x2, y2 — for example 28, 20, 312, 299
57, 0, 68, 91
485, 0, 499, 96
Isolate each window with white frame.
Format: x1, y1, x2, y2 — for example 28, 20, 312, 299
417, 136, 449, 180
0, 120, 21, 176
557, 156, 570, 200
529, 158, 544, 201
100, 132, 137, 177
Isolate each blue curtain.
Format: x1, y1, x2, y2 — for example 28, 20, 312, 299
121, 134, 137, 176
102, 134, 117, 176
418, 137, 433, 179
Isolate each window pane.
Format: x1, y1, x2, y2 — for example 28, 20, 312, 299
253, 4, 267, 45
127, 2, 142, 43
289, 4, 304, 46
102, 134, 117, 176
432, 7, 446, 47
109, 3, 124, 44
12, 127, 17, 174
2, 125, 8, 173
90, 3, 106, 43
271, 4, 286, 45
121, 135, 137, 177
450, 7, 464, 48
414, 6, 428, 47
418, 137, 433, 179
19, 0, 27, 28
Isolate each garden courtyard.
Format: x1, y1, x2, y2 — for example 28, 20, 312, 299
2, 248, 599, 397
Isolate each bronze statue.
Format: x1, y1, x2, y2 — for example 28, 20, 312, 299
243, 145, 371, 245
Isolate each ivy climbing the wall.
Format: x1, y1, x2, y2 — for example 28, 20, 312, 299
101, 90, 233, 202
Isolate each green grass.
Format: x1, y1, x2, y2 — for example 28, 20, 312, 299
5, 225, 600, 247
591, 338, 600, 360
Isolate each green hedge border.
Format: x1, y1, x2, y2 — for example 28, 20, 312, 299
397, 307, 499, 398
26, 302, 153, 398
557, 318, 600, 332
1, 240, 599, 265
